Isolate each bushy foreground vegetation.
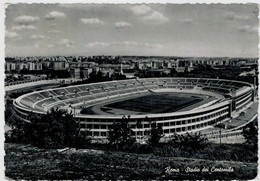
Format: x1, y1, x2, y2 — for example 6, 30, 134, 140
5, 109, 258, 179
5, 108, 91, 149
5, 143, 257, 180
6, 109, 258, 160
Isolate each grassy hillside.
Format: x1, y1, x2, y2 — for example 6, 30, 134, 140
5, 143, 257, 180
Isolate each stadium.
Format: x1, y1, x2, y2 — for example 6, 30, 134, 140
13, 77, 256, 141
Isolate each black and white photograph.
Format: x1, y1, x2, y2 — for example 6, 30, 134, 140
3, 2, 259, 180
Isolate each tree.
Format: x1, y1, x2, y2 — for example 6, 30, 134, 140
5, 97, 16, 127
37, 108, 79, 148
136, 119, 142, 139
147, 123, 164, 146
242, 121, 258, 149
89, 71, 103, 82
111, 72, 126, 80
170, 68, 177, 76
7, 108, 89, 149
5, 121, 28, 143
108, 116, 135, 150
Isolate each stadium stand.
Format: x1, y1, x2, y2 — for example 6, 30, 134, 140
13, 77, 256, 140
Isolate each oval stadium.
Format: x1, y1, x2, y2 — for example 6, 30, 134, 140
13, 77, 256, 142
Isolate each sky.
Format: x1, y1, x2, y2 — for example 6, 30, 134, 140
5, 4, 259, 57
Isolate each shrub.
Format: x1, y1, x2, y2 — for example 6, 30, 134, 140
168, 132, 208, 153
73, 131, 92, 149
138, 144, 153, 154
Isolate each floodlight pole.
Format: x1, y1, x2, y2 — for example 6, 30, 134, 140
219, 127, 222, 145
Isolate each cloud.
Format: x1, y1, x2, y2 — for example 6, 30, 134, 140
87, 41, 163, 49
57, 39, 75, 48
119, 41, 163, 49
131, 5, 152, 16
58, 4, 95, 10
86, 42, 110, 48
120, 41, 138, 46
181, 18, 193, 24
45, 11, 66, 20
6, 30, 21, 39
48, 24, 57, 28
48, 44, 54, 48
48, 30, 60, 34
81, 18, 104, 25
12, 25, 37, 31
142, 11, 168, 22
34, 44, 39, 48
30, 35, 46, 39
114, 22, 132, 29
143, 42, 163, 49
225, 13, 249, 21
238, 25, 258, 33
14, 15, 39, 25
130, 5, 168, 24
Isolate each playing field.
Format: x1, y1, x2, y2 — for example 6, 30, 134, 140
101, 93, 204, 114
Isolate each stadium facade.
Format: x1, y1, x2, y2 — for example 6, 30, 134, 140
12, 77, 255, 140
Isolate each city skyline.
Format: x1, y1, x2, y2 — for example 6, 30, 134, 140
5, 4, 259, 58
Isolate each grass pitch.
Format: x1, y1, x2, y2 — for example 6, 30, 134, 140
103, 93, 203, 114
